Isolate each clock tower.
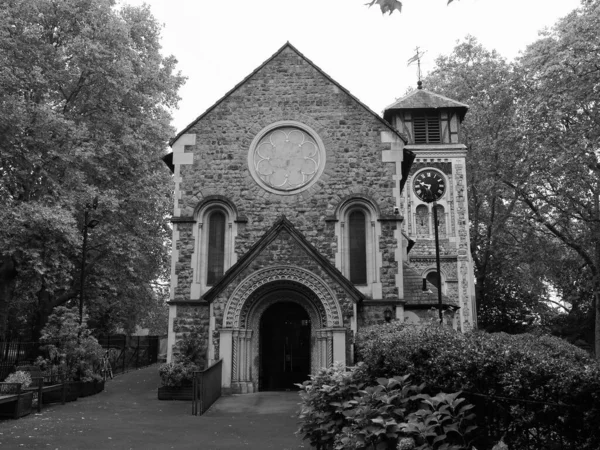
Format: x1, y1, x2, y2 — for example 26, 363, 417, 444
383, 82, 476, 331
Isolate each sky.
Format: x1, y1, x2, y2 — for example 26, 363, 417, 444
121, 0, 582, 134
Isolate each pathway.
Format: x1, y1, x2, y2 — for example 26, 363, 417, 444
0, 365, 307, 449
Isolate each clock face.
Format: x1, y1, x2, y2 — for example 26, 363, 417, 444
413, 169, 446, 202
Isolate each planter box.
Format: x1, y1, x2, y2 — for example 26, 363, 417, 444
157, 385, 194, 401
0, 391, 33, 419
95, 380, 105, 394
78, 380, 105, 397
42, 382, 77, 404
78, 381, 95, 398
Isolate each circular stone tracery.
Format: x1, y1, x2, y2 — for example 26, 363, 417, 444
248, 122, 325, 195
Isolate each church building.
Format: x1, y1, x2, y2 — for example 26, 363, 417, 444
163, 43, 476, 394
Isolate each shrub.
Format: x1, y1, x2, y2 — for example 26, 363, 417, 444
37, 306, 104, 382
3, 371, 32, 388
355, 322, 600, 449
296, 363, 477, 450
158, 361, 199, 387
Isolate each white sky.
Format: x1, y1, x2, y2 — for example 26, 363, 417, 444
121, 0, 581, 134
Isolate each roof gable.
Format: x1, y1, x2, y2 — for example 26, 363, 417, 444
202, 215, 364, 304
170, 42, 407, 146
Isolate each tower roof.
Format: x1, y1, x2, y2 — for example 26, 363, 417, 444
383, 88, 468, 122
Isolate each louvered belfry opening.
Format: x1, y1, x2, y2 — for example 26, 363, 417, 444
413, 111, 441, 144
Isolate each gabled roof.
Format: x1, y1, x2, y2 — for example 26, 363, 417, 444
170, 42, 408, 147
202, 215, 365, 304
403, 263, 458, 308
384, 87, 468, 122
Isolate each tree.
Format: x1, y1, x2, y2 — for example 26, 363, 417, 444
423, 0, 600, 357
0, 0, 184, 338
509, 0, 600, 357
422, 37, 556, 333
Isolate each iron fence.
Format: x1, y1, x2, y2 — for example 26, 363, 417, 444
191, 359, 222, 416
463, 391, 600, 450
0, 341, 43, 380
96, 335, 159, 376
0, 335, 160, 381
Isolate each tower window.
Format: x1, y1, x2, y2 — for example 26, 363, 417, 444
413, 112, 441, 144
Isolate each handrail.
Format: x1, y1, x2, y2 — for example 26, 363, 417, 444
191, 359, 223, 416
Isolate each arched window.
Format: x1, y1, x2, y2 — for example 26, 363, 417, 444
191, 199, 238, 297
434, 204, 446, 237
207, 211, 226, 285
426, 271, 445, 294
335, 198, 382, 296
348, 210, 367, 284
416, 205, 429, 235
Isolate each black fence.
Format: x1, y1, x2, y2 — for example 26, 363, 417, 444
0, 335, 159, 381
191, 359, 222, 416
464, 391, 600, 450
0, 341, 42, 380
97, 335, 159, 376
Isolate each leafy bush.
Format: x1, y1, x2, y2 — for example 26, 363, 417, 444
158, 361, 199, 387
37, 306, 104, 382
176, 334, 205, 368
296, 363, 477, 450
355, 322, 600, 449
3, 371, 32, 388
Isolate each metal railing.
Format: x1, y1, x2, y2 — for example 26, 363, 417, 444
191, 359, 222, 416
1, 336, 160, 380
97, 335, 160, 376
0, 341, 43, 379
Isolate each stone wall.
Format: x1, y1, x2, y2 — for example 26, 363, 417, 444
171, 304, 210, 365
172, 46, 401, 305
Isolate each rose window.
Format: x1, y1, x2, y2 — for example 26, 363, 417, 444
249, 125, 324, 193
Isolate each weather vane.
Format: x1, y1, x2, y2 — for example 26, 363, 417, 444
407, 47, 426, 88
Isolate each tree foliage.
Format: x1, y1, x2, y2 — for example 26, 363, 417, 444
366, 0, 456, 16
422, 0, 600, 356
0, 0, 184, 339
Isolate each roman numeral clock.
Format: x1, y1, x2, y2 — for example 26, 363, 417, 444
413, 169, 446, 203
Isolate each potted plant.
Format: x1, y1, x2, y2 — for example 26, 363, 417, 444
0, 371, 34, 418
37, 306, 105, 400
157, 361, 198, 400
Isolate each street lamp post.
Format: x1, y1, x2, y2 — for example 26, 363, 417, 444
79, 197, 99, 324
422, 188, 444, 325
432, 200, 443, 324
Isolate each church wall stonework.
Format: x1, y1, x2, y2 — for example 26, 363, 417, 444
171, 47, 400, 303
165, 44, 476, 389
171, 304, 210, 366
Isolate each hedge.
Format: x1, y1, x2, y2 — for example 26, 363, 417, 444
355, 322, 600, 449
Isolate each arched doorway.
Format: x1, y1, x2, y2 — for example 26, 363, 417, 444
259, 302, 311, 390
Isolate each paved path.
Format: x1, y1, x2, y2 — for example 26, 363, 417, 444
0, 365, 307, 449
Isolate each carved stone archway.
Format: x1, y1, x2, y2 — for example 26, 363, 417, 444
219, 266, 348, 394
223, 266, 344, 328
